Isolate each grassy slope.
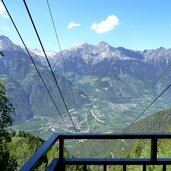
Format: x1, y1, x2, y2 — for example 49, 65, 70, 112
70, 108, 171, 158
126, 108, 171, 133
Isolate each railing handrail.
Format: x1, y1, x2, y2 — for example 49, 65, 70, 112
20, 133, 171, 171
20, 133, 59, 171
64, 158, 171, 165
59, 133, 171, 139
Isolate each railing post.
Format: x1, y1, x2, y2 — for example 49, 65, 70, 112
104, 164, 107, 171
56, 137, 65, 171
84, 165, 87, 171
143, 164, 146, 171
59, 138, 64, 160
151, 138, 157, 163
163, 164, 166, 171
123, 164, 126, 171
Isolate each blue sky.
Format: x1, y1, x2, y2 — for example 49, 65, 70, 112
0, 0, 171, 51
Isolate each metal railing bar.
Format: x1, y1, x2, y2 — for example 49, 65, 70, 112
123, 164, 126, 171
20, 133, 59, 171
84, 164, 87, 171
46, 158, 59, 171
59, 133, 171, 139
58, 138, 65, 170
151, 138, 157, 162
20, 133, 171, 171
64, 158, 171, 165
104, 164, 107, 171
157, 158, 171, 164
143, 164, 146, 171
163, 164, 166, 171
64, 158, 151, 165
59, 138, 64, 160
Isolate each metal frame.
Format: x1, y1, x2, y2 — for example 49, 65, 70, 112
20, 133, 59, 171
20, 133, 171, 171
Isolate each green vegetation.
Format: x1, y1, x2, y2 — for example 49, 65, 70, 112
0, 82, 46, 170
0, 82, 17, 170
71, 107, 171, 159
72, 128, 171, 171
77, 75, 99, 85
108, 126, 171, 171
5, 130, 85, 170
7, 131, 46, 170
0, 50, 89, 125
101, 76, 110, 82
126, 108, 171, 133
0, 82, 82, 170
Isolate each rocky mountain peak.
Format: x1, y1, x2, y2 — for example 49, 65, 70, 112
0, 35, 22, 51
0, 35, 12, 43
0, 35, 13, 49
142, 47, 171, 62
97, 41, 113, 52
116, 47, 144, 60
97, 41, 110, 47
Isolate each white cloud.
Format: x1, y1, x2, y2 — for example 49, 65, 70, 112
67, 22, 80, 29
0, 2, 9, 19
91, 15, 119, 34
0, 2, 5, 14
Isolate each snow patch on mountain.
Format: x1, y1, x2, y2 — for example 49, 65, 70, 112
30, 48, 56, 58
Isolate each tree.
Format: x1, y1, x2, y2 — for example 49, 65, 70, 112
0, 82, 17, 170
127, 140, 143, 159
0, 82, 14, 142
0, 51, 14, 141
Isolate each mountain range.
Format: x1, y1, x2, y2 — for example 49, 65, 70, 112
37, 40, 171, 102
1, 35, 171, 137
0, 36, 89, 122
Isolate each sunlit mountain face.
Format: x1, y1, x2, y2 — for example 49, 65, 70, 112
1, 35, 171, 138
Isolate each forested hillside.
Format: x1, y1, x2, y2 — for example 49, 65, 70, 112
97, 129, 171, 171
71, 108, 171, 159
4, 131, 47, 170
2, 130, 83, 170
124, 108, 171, 133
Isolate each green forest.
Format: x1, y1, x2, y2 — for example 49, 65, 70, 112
0, 81, 46, 170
